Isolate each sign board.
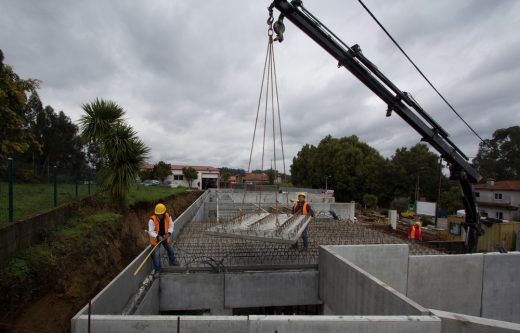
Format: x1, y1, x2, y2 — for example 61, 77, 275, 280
416, 201, 436, 216
322, 189, 334, 197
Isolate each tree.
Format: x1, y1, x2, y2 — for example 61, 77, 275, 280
387, 143, 448, 203
153, 161, 171, 183
221, 172, 231, 182
79, 99, 149, 208
473, 126, 520, 180
362, 194, 378, 209
182, 167, 198, 188
440, 185, 463, 214
0, 49, 41, 159
290, 135, 386, 202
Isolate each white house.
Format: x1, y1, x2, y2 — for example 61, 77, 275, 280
167, 165, 220, 190
474, 179, 520, 221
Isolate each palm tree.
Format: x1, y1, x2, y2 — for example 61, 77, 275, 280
79, 99, 149, 208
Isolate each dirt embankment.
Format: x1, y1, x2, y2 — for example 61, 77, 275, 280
0, 191, 201, 333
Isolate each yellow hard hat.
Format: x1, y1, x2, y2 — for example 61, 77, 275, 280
415, 221, 421, 226
154, 203, 167, 215
298, 192, 306, 198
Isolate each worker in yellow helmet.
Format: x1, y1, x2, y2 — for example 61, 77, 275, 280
148, 203, 178, 273
292, 192, 315, 250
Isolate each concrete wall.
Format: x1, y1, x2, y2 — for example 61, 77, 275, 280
224, 270, 320, 308
407, 254, 484, 316
319, 246, 428, 316
0, 196, 93, 265
431, 309, 520, 333
71, 246, 153, 322
134, 280, 159, 315
481, 252, 520, 323
330, 244, 408, 293
160, 270, 320, 314
173, 190, 208, 228
72, 315, 441, 333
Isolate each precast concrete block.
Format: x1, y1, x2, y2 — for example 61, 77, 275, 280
134, 279, 159, 315
406, 254, 484, 317
248, 315, 441, 333
319, 246, 427, 316
160, 273, 224, 314
388, 210, 397, 230
224, 270, 320, 308
327, 244, 408, 293
481, 252, 520, 323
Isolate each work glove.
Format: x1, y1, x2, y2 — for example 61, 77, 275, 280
157, 235, 164, 242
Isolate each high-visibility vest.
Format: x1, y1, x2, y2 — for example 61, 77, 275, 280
149, 213, 171, 245
409, 225, 422, 240
293, 202, 309, 215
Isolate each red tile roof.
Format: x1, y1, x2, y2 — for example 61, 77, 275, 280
170, 165, 219, 172
243, 173, 269, 182
474, 180, 520, 191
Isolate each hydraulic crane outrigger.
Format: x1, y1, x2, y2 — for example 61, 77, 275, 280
270, 0, 483, 252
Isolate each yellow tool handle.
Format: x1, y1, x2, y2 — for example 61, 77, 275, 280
133, 239, 164, 276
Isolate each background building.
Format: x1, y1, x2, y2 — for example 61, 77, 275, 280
474, 179, 520, 220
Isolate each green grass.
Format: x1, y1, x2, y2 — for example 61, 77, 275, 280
127, 184, 186, 205
0, 183, 186, 225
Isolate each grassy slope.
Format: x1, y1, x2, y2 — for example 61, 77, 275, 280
0, 183, 185, 225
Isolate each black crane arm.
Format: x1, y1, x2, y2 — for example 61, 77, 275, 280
270, 0, 482, 252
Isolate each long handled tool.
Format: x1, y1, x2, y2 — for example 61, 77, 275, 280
133, 239, 164, 276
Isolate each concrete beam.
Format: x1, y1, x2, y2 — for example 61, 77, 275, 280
134, 280, 159, 315
431, 309, 520, 333
248, 315, 441, 333
407, 254, 484, 317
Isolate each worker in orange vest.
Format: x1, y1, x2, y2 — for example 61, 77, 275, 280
148, 203, 178, 273
408, 220, 422, 242
292, 192, 315, 250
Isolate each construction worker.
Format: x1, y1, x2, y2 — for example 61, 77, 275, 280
408, 220, 422, 243
292, 192, 315, 250
148, 203, 178, 273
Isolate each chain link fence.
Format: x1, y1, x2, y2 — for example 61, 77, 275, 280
0, 158, 98, 224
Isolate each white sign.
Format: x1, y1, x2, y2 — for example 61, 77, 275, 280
416, 201, 437, 216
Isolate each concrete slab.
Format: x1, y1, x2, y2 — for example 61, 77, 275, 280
407, 254, 484, 316
327, 244, 408, 293
248, 315, 441, 333
481, 252, 520, 323
319, 246, 428, 316
205, 213, 311, 244
431, 309, 520, 333
224, 270, 320, 308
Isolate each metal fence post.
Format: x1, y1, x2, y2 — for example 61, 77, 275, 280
8, 158, 13, 222
53, 166, 57, 207
88, 170, 91, 195
75, 171, 79, 198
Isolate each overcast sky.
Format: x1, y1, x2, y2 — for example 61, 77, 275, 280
2, 0, 519, 172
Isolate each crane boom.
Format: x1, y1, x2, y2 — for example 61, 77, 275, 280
270, 0, 482, 252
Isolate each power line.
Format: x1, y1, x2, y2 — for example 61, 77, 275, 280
356, 0, 486, 143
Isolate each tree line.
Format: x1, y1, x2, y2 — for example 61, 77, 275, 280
290, 130, 519, 212
1, 49, 87, 180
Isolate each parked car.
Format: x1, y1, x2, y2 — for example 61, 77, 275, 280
142, 179, 160, 186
